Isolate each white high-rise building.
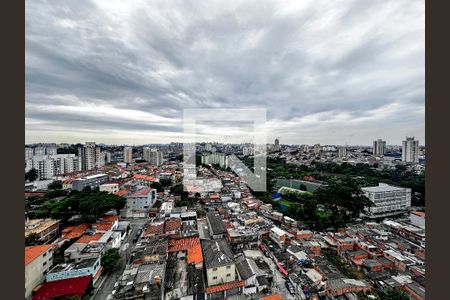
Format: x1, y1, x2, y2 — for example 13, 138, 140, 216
402, 137, 419, 163
373, 139, 386, 156
144, 148, 163, 166
25, 154, 80, 180
274, 138, 280, 151
78, 142, 101, 171
314, 144, 321, 155
123, 146, 133, 163
338, 147, 347, 158
25, 148, 34, 160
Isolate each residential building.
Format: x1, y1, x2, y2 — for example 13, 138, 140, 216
201, 239, 236, 286
373, 139, 386, 156
25, 219, 60, 243
25, 154, 80, 180
410, 211, 425, 229
144, 147, 163, 166
124, 187, 157, 218
99, 183, 119, 194
123, 146, 133, 163
314, 144, 321, 155
402, 137, 419, 163
72, 173, 109, 191
78, 142, 102, 170
362, 183, 411, 218
274, 138, 280, 151
338, 146, 347, 158
206, 212, 227, 239
46, 257, 102, 285
269, 226, 287, 249
25, 244, 54, 300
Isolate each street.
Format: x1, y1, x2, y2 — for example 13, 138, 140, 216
92, 218, 148, 300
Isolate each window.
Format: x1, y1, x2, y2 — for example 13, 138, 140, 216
213, 268, 217, 271
43, 252, 47, 257
226, 265, 231, 269
212, 276, 217, 280
227, 273, 231, 277
42, 261, 47, 267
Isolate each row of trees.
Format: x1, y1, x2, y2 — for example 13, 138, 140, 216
29, 189, 126, 223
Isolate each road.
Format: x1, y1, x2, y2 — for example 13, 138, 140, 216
92, 218, 147, 300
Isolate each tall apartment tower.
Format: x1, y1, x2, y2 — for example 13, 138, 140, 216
338, 146, 347, 158
373, 139, 386, 156
123, 146, 133, 163
78, 142, 100, 171
402, 137, 419, 163
274, 138, 280, 151
314, 144, 321, 155
144, 148, 163, 166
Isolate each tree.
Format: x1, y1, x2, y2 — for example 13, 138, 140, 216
380, 287, 410, 300
299, 183, 307, 191
160, 178, 172, 187
102, 248, 121, 274
150, 182, 164, 193
33, 189, 126, 222
25, 168, 38, 182
48, 180, 63, 190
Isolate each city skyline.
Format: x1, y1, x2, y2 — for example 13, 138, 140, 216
26, 0, 424, 145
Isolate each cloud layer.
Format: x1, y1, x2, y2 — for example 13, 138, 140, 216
25, 0, 425, 145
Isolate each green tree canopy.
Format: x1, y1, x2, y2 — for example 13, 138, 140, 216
25, 168, 38, 182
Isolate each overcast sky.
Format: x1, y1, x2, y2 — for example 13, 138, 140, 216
25, 0, 424, 146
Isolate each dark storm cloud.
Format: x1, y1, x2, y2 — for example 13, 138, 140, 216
25, 0, 425, 145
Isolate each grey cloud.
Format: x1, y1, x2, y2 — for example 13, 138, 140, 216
25, 0, 425, 145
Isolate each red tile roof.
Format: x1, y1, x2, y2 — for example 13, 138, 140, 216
115, 189, 129, 197
261, 294, 284, 300
94, 223, 113, 231
143, 222, 164, 237
61, 223, 91, 240
75, 233, 103, 244
164, 219, 182, 233
129, 187, 154, 197
133, 174, 157, 182
32, 275, 92, 300
168, 237, 203, 265
205, 280, 245, 294
25, 245, 54, 266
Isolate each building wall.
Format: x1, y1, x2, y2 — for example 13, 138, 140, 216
46, 257, 101, 282
99, 184, 119, 194
25, 248, 53, 300
206, 264, 236, 286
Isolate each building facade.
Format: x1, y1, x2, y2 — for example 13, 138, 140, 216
72, 173, 109, 191
123, 146, 133, 163
373, 139, 386, 156
402, 137, 419, 163
362, 183, 411, 218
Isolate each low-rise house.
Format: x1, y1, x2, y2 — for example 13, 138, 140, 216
326, 278, 371, 297
25, 245, 55, 300
269, 226, 287, 249
99, 183, 120, 194
46, 257, 102, 285
124, 187, 157, 218
201, 238, 236, 287
112, 263, 166, 300
206, 212, 227, 239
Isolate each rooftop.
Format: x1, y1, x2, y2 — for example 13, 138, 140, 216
25, 219, 60, 237
201, 238, 234, 269
25, 244, 54, 266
